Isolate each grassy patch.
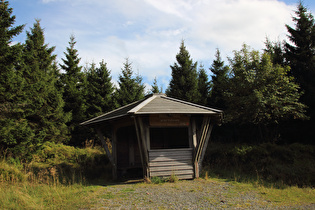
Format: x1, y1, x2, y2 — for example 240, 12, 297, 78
257, 185, 315, 206
0, 142, 112, 209
0, 182, 101, 209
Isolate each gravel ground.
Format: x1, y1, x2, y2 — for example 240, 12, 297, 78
91, 179, 314, 209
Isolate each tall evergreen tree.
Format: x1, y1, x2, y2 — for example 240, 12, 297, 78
19, 20, 70, 154
284, 3, 315, 125
166, 40, 198, 103
0, 0, 27, 155
115, 58, 145, 107
85, 60, 114, 118
209, 49, 229, 109
60, 35, 86, 145
197, 64, 210, 105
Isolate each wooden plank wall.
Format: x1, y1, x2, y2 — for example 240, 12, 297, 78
148, 148, 194, 179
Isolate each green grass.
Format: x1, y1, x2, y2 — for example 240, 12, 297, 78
0, 182, 102, 209
0, 142, 314, 208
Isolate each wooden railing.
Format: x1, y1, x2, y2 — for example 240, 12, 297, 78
148, 148, 194, 179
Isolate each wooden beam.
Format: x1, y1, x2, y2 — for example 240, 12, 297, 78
193, 116, 211, 178
96, 129, 114, 166
133, 117, 145, 177
96, 128, 117, 179
198, 122, 213, 172
136, 117, 149, 177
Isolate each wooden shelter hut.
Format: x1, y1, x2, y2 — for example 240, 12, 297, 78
81, 94, 223, 180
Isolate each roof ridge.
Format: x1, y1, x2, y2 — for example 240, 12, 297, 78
128, 94, 158, 114
161, 95, 223, 113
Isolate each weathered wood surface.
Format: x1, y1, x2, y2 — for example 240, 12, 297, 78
148, 148, 194, 179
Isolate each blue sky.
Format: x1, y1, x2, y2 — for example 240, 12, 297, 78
9, 0, 315, 91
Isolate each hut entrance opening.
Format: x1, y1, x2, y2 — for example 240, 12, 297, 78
116, 125, 142, 178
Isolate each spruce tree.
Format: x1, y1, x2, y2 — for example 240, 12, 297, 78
60, 35, 86, 145
197, 64, 210, 105
284, 2, 315, 142
115, 58, 145, 107
0, 0, 24, 103
264, 38, 285, 66
0, 0, 27, 155
209, 49, 229, 109
150, 77, 161, 94
166, 40, 198, 103
85, 60, 114, 118
20, 20, 70, 154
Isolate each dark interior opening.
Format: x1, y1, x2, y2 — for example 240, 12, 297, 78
116, 125, 142, 179
150, 127, 189, 149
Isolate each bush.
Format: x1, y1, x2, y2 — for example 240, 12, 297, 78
0, 160, 26, 183
203, 143, 315, 187
1, 142, 112, 185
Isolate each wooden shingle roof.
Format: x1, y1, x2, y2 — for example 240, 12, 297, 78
81, 94, 223, 126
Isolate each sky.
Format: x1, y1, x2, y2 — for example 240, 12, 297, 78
9, 0, 315, 91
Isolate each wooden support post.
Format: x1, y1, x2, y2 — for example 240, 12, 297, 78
134, 117, 150, 178
96, 128, 116, 179
137, 117, 149, 177
198, 122, 213, 172
194, 116, 211, 178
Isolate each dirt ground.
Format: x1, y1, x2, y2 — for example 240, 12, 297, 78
88, 179, 314, 209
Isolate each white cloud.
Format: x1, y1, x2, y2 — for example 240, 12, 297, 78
33, 0, 301, 90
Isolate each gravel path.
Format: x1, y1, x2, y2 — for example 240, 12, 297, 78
91, 179, 313, 209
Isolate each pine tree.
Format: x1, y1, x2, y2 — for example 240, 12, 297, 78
150, 77, 160, 94
0, 0, 24, 103
0, 0, 27, 155
264, 38, 285, 66
19, 20, 70, 155
115, 58, 145, 107
209, 49, 229, 109
284, 3, 315, 117
283, 3, 315, 142
285, 3, 315, 79
197, 64, 210, 105
60, 35, 86, 145
166, 40, 198, 103
85, 60, 114, 118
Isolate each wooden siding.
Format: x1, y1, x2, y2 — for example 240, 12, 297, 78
148, 148, 194, 179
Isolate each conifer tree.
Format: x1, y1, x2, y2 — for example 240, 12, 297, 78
284, 2, 315, 142
197, 64, 210, 105
115, 58, 145, 107
150, 77, 160, 94
85, 60, 114, 118
60, 35, 86, 145
166, 40, 198, 103
209, 49, 229, 109
19, 20, 70, 154
264, 38, 285, 66
284, 3, 315, 114
0, 0, 27, 155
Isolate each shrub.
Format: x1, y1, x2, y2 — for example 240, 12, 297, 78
203, 142, 315, 187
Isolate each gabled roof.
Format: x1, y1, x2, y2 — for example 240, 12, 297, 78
80, 94, 223, 126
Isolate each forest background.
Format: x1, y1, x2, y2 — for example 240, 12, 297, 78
0, 0, 315, 189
